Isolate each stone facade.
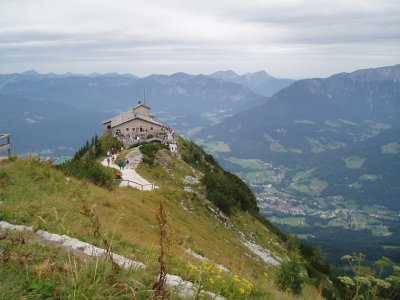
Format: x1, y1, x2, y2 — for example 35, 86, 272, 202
103, 101, 163, 138
103, 101, 179, 152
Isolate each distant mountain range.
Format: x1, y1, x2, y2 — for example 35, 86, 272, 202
195, 64, 400, 264
199, 65, 400, 163
210, 70, 294, 97
1, 69, 292, 156
0, 93, 110, 158
1, 65, 400, 264
0, 71, 270, 138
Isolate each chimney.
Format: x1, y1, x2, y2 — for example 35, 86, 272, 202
138, 100, 141, 104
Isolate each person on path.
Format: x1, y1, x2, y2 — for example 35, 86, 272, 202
106, 157, 110, 166
111, 155, 115, 164
118, 161, 123, 170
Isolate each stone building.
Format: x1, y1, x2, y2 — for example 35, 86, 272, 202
103, 101, 163, 138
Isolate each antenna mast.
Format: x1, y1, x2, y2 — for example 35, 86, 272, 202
143, 88, 146, 106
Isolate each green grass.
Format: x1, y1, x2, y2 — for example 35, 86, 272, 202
297, 234, 314, 240
349, 181, 363, 189
200, 140, 231, 153
359, 174, 382, 181
288, 148, 302, 153
289, 182, 312, 195
324, 120, 341, 127
343, 156, 366, 169
0, 150, 329, 300
371, 226, 391, 237
224, 157, 266, 170
306, 137, 325, 153
289, 178, 328, 196
264, 134, 288, 152
382, 245, 400, 250
365, 120, 391, 130
270, 217, 309, 227
381, 142, 400, 154
327, 141, 346, 150
293, 119, 315, 125
235, 170, 277, 185
325, 213, 391, 237
345, 200, 359, 209
0, 157, 283, 298
338, 119, 359, 126
185, 126, 203, 137
0, 230, 154, 299
293, 169, 315, 181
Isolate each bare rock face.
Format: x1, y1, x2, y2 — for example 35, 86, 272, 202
125, 147, 143, 169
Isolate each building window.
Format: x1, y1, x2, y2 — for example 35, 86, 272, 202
150, 127, 153, 131
116, 129, 121, 135
126, 128, 129, 131
132, 128, 135, 131
140, 127, 143, 132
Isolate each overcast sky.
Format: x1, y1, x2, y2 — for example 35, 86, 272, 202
1, 0, 399, 79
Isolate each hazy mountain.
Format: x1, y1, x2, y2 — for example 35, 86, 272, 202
199, 65, 400, 163
0, 93, 110, 157
1, 72, 265, 135
308, 128, 400, 210
0, 69, 83, 89
210, 70, 294, 97
196, 65, 400, 264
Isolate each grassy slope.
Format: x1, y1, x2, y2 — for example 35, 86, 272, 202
0, 153, 322, 299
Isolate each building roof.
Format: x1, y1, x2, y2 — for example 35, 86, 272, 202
132, 102, 150, 110
103, 110, 162, 127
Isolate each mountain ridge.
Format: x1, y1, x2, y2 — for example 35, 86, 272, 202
195, 64, 400, 265
0, 134, 338, 299
210, 70, 294, 97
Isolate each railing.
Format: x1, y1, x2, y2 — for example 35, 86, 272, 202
0, 134, 11, 158
115, 179, 155, 191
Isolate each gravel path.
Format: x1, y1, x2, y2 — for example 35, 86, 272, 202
101, 148, 156, 191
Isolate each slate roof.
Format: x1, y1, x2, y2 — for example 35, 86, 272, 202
103, 110, 162, 127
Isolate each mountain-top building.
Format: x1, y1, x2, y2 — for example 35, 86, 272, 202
103, 101, 179, 152
103, 101, 163, 137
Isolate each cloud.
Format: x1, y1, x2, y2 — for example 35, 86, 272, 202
0, 0, 399, 78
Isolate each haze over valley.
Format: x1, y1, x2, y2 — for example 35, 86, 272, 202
1, 65, 399, 266
1, 1, 400, 298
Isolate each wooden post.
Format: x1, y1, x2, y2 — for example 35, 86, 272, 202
7, 135, 11, 158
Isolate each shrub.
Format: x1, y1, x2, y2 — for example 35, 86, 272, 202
139, 142, 168, 166
201, 170, 258, 215
58, 134, 122, 189
186, 261, 255, 299
73, 133, 122, 161
275, 250, 305, 295
338, 253, 400, 299
0, 170, 10, 188
58, 159, 115, 189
